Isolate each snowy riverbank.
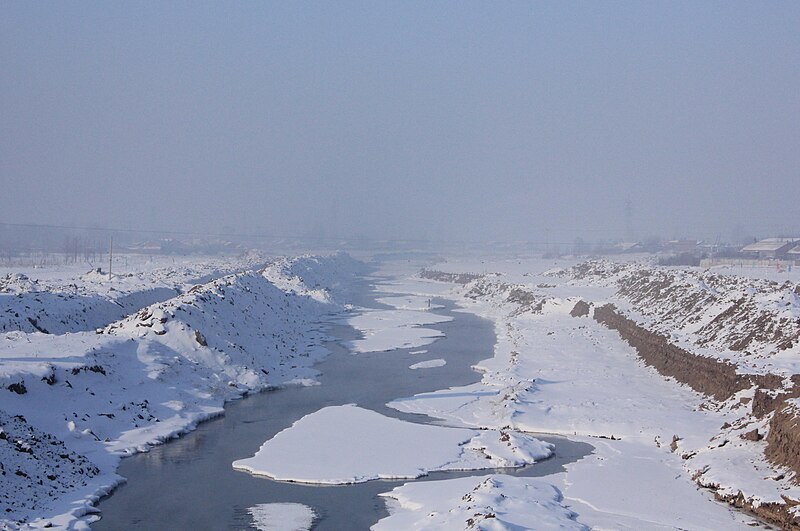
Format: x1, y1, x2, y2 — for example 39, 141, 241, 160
370, 257, 766, 530
0, 252, 363, 529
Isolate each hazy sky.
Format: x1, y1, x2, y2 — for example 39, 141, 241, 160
2, 2, 799, 244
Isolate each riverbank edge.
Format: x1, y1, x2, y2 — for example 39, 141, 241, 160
421, 267, 800, 530
1, 254, 363, 530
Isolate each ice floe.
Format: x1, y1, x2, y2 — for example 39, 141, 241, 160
409, 358, 446, 370
232, 404, 552, 484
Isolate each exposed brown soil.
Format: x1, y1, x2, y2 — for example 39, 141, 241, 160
766, 404, 800, 483
440, 260, 800, 528
505, 287, 545, 313
714, 491, 800, 530
591, 304, 777, 401
569, 300, 590, 318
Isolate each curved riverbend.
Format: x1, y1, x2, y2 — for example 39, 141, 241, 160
93, 274, 591, 530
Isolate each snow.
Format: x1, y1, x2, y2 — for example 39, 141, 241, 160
346, 294, 452, 353
376, 295, 443, 310
375, 475, 587, 530
232, 404, 553, 485
248, 502, 316, 531
0, 252, 361, 529
560, 438, 754, 531
5, 252, 794, 529
373, 257, 761, 529
409, 358, 446, 370
390, 308, 724, 441
0, 253, 267, 335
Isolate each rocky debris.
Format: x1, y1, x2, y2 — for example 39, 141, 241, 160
670, 435, 681, 452
464, 279, 496, 300
419, 269, 483, 285
740, 428, 762, 441
7, 382, 27, 395
0, 411, 100, 523
505, 288, 545, 312
713, 490, 800, 530
567, 260, 627, 282
194, 330, 207, 347
70, 365, 106, 376
570, 300, 591, 318
463, 280, 551, 316
574, 261, 800, 356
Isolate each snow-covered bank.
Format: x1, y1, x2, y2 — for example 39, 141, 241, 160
562, 259, 800, 526
232, 404, 552, 484
373, 258, 761, 530
0, 252, 363, 529
0, 253, 267, 335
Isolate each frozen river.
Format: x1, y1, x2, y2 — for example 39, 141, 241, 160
93, 274, 591, 530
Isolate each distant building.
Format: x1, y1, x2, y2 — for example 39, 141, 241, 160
740, 238, 800, 259
663, 240, 700, 254
787, 244, 800, 260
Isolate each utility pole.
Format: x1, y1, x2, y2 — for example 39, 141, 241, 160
108, 237, 113, 281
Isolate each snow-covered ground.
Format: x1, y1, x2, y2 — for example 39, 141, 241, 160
0, 253, 268, 335
375, 474, 588, 530
0, 252, 362, 529
369, 258, 766, 530
5, 251, 795, 529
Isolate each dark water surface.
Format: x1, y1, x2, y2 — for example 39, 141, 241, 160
93, 273, 591, 530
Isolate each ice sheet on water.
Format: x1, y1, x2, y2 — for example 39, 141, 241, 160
409, 358, 446, 369
232, 404, 552, 485
248, 502, 315, 531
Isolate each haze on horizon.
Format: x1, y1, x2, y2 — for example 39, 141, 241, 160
2, 2, 799, 246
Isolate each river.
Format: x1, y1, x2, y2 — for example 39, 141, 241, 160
93, 271, 591, 530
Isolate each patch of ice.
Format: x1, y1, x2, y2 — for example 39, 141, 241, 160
347, 308, 452, 353
231, 404, 551, 484
409, 359, 446, 370
376, 295, 444, 311
248, 502, 315, 531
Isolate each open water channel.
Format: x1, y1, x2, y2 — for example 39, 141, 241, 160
93, 271, 591, 530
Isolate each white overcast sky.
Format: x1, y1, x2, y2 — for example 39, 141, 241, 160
2, 2, 799, 243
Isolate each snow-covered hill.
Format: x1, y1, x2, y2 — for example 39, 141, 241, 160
0, 254, 270, 336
